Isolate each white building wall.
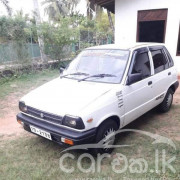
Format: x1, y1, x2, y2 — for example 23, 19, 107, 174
115, 0, 180, 72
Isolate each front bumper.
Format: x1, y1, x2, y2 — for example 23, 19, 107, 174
17, 113, 97, 146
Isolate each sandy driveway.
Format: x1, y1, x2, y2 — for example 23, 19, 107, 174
0, 95, 25, 137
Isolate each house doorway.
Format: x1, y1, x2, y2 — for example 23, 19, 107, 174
137, 9, 168, 43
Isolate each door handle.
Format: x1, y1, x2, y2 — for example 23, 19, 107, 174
148, 81, 152, 86
168, 72, 171, 76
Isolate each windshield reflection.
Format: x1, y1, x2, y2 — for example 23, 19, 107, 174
62, 49, 130, 83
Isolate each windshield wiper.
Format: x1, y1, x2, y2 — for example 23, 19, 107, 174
60, 72, 89, 78
78, 74, 117, 82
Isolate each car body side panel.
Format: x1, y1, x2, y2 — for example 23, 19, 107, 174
79, 87, 125, 130
123, 76, 155, 126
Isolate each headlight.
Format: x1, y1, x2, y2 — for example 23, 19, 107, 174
19, 101, 27, 113
62, 115, 85, 130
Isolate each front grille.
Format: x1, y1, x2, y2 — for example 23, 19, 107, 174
26, 106, 63, 124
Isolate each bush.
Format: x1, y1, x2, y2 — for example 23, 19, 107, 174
39, 16, 79, 60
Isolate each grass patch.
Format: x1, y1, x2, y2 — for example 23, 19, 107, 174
0, 69, 59, 100
0, 69, 59, 118
0, 134, 179, 180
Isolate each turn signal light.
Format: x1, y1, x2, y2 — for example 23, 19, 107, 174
61, 137, 74, 145
87, 118, 93, 123
17, 120, 24, 126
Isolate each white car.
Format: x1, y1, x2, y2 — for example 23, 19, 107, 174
17, 43, 179, 154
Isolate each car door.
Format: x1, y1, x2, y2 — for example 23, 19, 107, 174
149, 46, 173, 107
123, 47, 155, 126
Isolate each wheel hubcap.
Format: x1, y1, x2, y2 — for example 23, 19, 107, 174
103, 128, 116, 151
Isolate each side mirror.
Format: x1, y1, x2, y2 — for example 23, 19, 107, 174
127, 73, 142, 85
59, 67, 65, 74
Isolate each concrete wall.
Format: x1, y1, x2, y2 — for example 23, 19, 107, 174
115, 0, 180, 72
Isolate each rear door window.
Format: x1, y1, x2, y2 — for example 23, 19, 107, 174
150, 49, 169, 74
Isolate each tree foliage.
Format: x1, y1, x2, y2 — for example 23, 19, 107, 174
42, 0, 80, 21
0, 3, 114, 62
39, 16, 79, 59
0, 12, 33, 42
0, 12, 38, 62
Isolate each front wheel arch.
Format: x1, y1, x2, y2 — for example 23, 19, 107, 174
97, 115, 120, 132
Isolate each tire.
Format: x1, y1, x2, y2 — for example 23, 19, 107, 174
91, 120, 118, 155
158, 88, 174, 113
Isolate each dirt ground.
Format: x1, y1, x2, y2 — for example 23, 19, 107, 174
0, 94, 25, 138
0, 80, 180, 140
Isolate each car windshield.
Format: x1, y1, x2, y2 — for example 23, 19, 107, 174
62, 49, 130, 83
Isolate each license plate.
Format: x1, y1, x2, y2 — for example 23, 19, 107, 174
30, 125, 52, 140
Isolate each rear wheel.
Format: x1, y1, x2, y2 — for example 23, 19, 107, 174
158, 88, 173, 113
91, 120, 118, 155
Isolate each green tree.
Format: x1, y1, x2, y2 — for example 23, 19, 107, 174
40, 16, 78, 60
42, 0, 80, 21
0, 13, 31, 62
78, 11, 114, 46
86, 0, 114, 33
95, 12, 114, 44
0, 12, 28, 42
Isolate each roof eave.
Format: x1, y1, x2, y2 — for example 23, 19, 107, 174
90, 0, 115, 13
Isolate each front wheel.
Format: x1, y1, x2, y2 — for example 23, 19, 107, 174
91, 120, 118, 155
158, 89, 173, 113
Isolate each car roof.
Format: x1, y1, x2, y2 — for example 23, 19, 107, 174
86, 43, 165, 51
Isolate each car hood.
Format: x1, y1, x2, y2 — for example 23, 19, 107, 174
21, 77, 114, 116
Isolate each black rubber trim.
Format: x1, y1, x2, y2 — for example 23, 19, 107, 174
149, 45, 164, 51
174, 81, 179, 92
136, 47, 148, 54
17, 113, 97, 146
